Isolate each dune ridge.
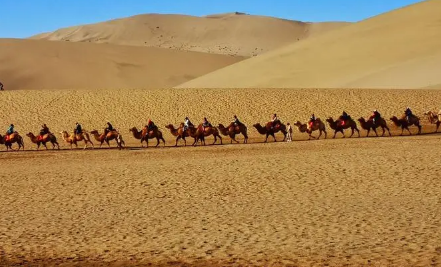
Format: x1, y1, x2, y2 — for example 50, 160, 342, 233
30, 13, 350, 57
178, 0, 441, 89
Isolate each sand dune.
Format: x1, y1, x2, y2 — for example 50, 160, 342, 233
0, 38, 244, 90
2, 88, 441, 266
30, 13, 350, 57
178, 0, 441, 89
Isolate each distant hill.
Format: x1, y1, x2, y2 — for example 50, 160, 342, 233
30, 13, 350, 57
0, 38, 244, 90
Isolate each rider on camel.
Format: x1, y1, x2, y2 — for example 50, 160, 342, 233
202, 117, 212, 130
40, 124, 50, 136
371, 109, 381, 125
104, 122, 114, 135
147, 119, 157, 132
74, 122, 82, 135
405, 107, 413, 123
271, 114, 280, 129
184, 116, 194, 131
340, 111, 351, 126
308, 114, 316, 129
6, 124, 14, 135
232, 115, 242, 127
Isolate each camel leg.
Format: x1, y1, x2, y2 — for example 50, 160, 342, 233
340, 130, 345, 138
324, 130, 327, 139
366, 129, 370, 137
265, 133, 269, 143
175, 136, 181, 147
381, 127, 385, 137
212, 135, 217, 145
37, 142, 41, 150
218, 134, 223, 145
436, 122, 440, 133
333, 130, 337, 139
106, 140, 111, 148
373, 128, 379, 137
349, 128, 355, 138
161, 137, 166, 147
272, 133, 277, 142
155, 137, 160, 147
43, 142, 48, 150
386, 126, 391, 137
406, 127, 412, 135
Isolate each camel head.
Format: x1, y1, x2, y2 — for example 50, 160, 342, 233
253, 123, 262, 128
390, 116, 398, 122
129, 127, 137, 133
293, 121, 303, 127
26, 132, 34, 137
326, 117, 334, 123
165, 124, 172, 129
357, 117, 366, 123
90, 130, 99, 135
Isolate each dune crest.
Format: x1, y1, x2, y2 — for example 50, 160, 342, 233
30, 13, 350, 57
177, 0, 441, 89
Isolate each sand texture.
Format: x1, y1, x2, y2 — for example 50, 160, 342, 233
30, 13, 349, 57
1, 88, 441, 266
0, 38, 244, 90
178, 0, 441, 89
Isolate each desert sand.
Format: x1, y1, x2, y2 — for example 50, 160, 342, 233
1, 88, 441, 266
30, 13, 349, 57
0, 38, 244, 90
178, 0, 441, 89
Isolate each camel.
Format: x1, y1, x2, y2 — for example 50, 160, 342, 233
90, 130, 125, 149
293, 119, 327, 140
59, 131, 94, 149
26, 132, 60, 150
424, 111, 441, 132
193, 124, 222, 146
129, 126, 165, 147
164, 123, 201, 146
253, 122, 287, 142
357, 117, 391, 137
0, 132, 25, 151
390, 115, 422, 135
326, 117, 360, 138
218, 123, 248, 144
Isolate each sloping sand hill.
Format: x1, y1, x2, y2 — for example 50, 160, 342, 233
0, 38, 244, 90
30, 13, 350, 57
1, 88, 441, 266
178, 0, 441, 89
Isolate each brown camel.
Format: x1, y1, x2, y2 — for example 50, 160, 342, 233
424, 111, 441, 132
326, 117, 360, 138
253, 122, 287, 142
90, 130, 125, 149
164, 123, 200, 146
390, 115, 422, 135
357, 117, 391, 137
293, 119, 327, 140
129, 126, 165, 147
0, 132, 25, 151
193, 124, 222, 146
218, 123, 248, 144
26, 132, 60, 150
59, 131, 94, 149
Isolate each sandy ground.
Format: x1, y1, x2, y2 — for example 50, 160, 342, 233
1, 133, 441, 267
1, 88, 441, 266
178, 0, 441, 89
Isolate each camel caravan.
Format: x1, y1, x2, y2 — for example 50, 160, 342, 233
2, 108, 441, 151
